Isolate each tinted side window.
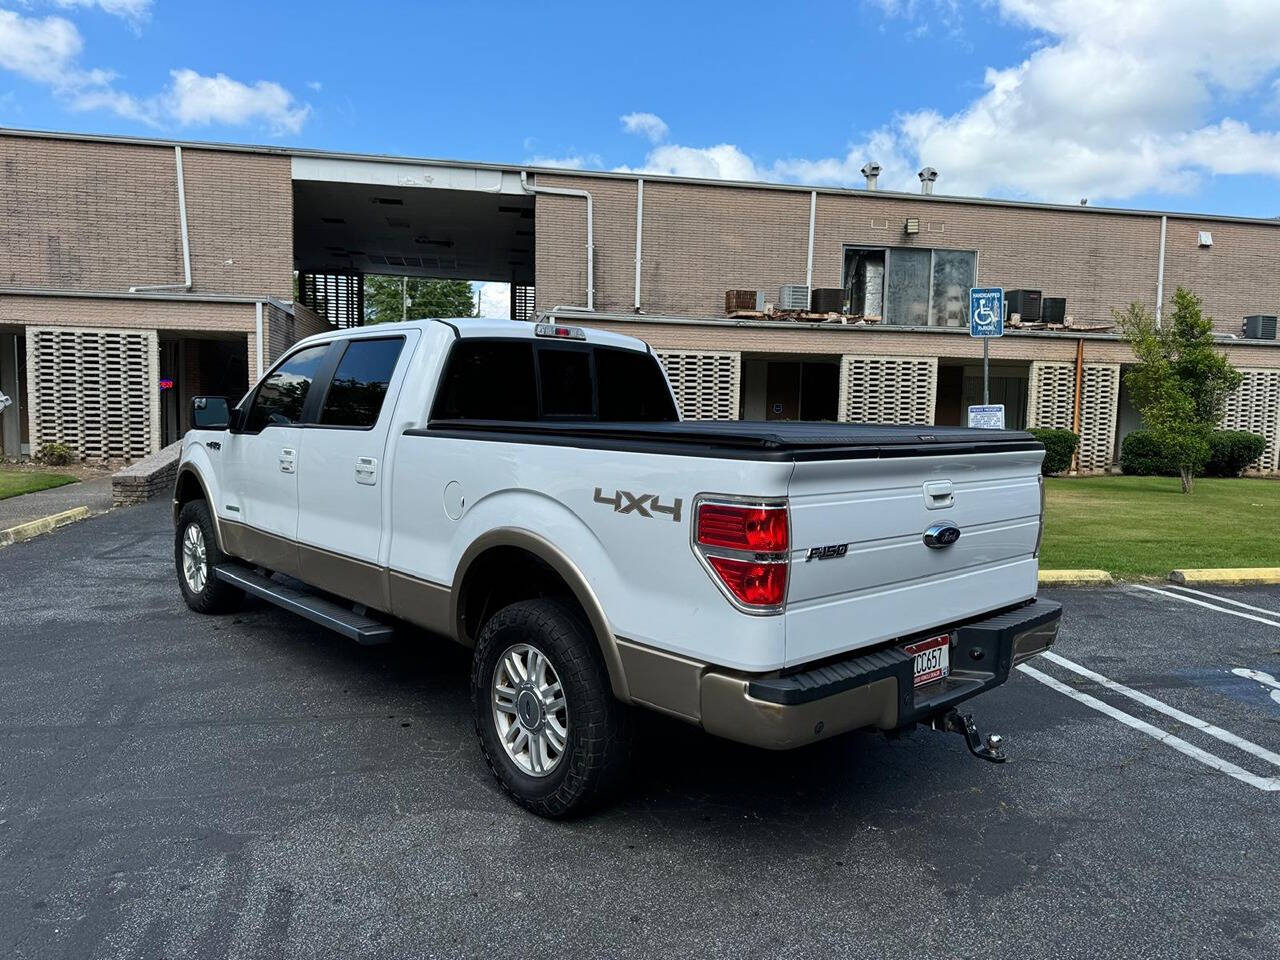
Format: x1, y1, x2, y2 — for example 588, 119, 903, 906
319, 338, 405, 428
538, 349, 593, 418
595, 348, 678, 421
432, 341, 536, 420
245, 344, 330, 431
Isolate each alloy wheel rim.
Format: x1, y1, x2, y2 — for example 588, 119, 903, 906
492, 642, 568, 778
182, 523, 208, 593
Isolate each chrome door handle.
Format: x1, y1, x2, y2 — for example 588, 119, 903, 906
279, 447, 296, 474
355, 456, 378, 486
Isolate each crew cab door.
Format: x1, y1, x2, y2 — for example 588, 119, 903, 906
220, 342, 332, 575
295, 333, 413, 608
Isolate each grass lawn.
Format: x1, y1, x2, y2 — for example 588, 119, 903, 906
1040, 475, 1280, 577
0, 468, 78, 501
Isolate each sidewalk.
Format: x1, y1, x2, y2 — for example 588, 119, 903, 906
0, 476, 115, 529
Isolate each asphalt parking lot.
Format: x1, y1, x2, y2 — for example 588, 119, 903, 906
2, 501, 1279, 960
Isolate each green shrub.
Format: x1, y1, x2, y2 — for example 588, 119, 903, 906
37, 442, 75, 467
1119, 430, 1177, 476
1204, 430, 1266, 477
1027, 428, 1079, 475
1121, 428, 1266, 477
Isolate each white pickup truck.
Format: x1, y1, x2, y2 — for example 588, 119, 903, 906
174, 318, 1060, 816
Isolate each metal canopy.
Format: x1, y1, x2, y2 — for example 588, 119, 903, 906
292, 178, 534, 285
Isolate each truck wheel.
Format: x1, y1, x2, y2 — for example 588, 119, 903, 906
472, 598, 631, 817
175, 500, 241, 614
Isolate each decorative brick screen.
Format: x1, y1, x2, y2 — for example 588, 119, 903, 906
655, 350, 741, 420
27, 326, 159, 462
1026, 361, 1076, 431
1028, 361, 1118, 472
1077, 364, 1120, 473
838, 355, 936, 424
1221, 368, 1280, 472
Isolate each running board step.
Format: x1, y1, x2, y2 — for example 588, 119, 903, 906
214, 564, 394, 645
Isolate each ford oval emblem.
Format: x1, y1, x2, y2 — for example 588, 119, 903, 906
923, 523, 961, 549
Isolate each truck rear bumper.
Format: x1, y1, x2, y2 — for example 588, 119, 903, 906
695, 599, 1061, 750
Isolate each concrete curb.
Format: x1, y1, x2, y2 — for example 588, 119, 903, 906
0, 506, 91, 548
1169, 568, 1280, 586
1039, 569, 1114, 586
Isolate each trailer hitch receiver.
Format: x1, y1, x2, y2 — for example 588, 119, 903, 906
932, 708, 1007, 763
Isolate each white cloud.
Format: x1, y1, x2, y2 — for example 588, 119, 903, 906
475, 281, 511, 319
306, 79, 323, 92
620, 111, 669, 143
0, 9, 310, 134
844, 0, 1280, 201
0, 10, 92, 88
163, 69, 310, 134
615, 143, 761, 181
52, 0, 152, 28
526, 153, 603, 170
599, 1, 1280, 204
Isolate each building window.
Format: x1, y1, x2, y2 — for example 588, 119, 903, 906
842, 245, 977, 327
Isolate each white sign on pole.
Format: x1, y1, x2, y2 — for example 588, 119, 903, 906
967, 404, 1005, 429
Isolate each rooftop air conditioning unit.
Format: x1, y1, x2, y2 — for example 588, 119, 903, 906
1007, 289, 1042, 322
1243, 315, 1278, 340
778, 285, 810, 310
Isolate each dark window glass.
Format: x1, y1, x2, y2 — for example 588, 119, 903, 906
538, 349, 593, 417
320, 338, 404, 427
431, 340, 536, 420
245, 344, 329, 431
595, 347, 679, 422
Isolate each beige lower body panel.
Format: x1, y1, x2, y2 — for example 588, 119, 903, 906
388, 570, 454, 637
220, 519, 301, 579
617, 636, 901, 750
298, 541, 388, 612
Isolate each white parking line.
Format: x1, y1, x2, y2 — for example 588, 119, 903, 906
1131, 584, 1280, 629
1042, 651, 1280, 769
1166, 584, 1280, 621
1017, 663, 1280, 792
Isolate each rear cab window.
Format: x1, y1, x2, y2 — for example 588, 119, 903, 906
430, 337, 677, 423
318, 337, 405, 428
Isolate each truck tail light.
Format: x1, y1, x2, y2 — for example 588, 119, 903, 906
693, 499, 789, 613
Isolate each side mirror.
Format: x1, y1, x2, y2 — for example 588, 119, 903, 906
191, 396, 230, 430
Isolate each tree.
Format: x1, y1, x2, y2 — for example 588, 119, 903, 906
364, 276, 475, 324
1115, 287, 1242, 493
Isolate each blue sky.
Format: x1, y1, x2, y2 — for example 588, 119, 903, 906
3, 0, 1280, 220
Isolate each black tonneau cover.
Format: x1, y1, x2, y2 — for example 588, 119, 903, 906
417, 419, 1042, 462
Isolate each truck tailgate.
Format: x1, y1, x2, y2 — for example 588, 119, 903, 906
784, 448, 1043, 667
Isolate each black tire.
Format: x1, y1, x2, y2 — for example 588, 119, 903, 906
175, 500, 242, 614
471, 598, 631, 817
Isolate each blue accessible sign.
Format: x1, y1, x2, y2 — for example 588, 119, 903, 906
969, 287, 1004, 338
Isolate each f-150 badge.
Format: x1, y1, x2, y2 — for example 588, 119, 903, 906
593, 487, 682, 523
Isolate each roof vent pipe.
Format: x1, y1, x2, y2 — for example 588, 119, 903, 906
918, 167, 938, 195
860, 162, 881, 191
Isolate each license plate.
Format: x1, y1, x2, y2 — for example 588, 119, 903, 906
904, 633, 950, 687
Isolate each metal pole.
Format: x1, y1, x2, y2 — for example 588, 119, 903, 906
402, 276, 407, 322
983, 337, 990, 405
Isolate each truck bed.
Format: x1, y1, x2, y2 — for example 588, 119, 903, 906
420, 419, 1040, 461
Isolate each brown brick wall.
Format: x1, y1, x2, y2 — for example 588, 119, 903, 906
0, 295, 261, 380
535, 174, 1280, 337
581, 319, 1280, 370
0, 135, 292, 297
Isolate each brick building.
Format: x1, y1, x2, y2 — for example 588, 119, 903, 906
2, 127, 1279, 472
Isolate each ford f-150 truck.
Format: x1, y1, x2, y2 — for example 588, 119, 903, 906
173, 317, 1061, 816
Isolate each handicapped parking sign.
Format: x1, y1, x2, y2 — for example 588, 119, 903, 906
970, 287, 1004, 338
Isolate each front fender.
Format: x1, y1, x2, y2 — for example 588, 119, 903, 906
173, 438, 227, 553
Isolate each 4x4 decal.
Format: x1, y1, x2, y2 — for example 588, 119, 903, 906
593, 487, 683, 523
